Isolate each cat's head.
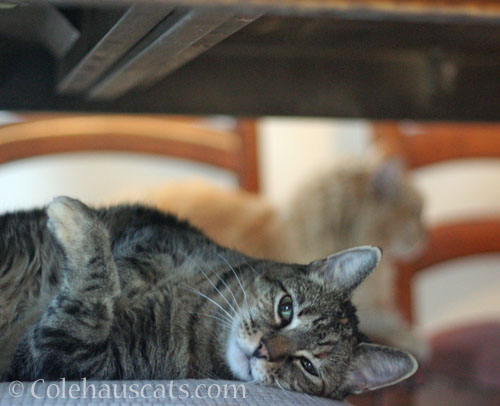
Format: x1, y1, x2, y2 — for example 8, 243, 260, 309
354, 159, 426, 260
225, 246, 417, 399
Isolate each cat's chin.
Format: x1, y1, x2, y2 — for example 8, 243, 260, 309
226, 326, 254, 381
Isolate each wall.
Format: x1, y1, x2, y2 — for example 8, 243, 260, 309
258, 118, 370, 205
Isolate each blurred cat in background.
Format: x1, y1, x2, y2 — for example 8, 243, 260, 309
113, 157, 428, 358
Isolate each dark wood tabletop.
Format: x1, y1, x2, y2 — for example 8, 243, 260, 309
2, 0, 500, 120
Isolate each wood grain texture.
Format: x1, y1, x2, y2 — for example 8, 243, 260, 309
57, 5, 174, 94
88, 8, 261, 100
89, 9, 234, 99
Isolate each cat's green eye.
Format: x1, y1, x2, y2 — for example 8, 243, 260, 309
300, 358, 319, 377
278, 295, 293, 324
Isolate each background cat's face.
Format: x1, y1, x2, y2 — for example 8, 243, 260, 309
355, 159, 427, 260
226, 264, 359, 398
368, 178, 425, 260
224, 247, 418, 400
286, 159, 426, 264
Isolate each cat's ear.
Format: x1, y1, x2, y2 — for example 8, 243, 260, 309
371, 158, 406, 199
308, 246, 381, 294
343, 343, 418, 395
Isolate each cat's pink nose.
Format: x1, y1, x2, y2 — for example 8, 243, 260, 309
253, 341, 269, 360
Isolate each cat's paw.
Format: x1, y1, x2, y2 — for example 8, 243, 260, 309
47, 196, 100, 256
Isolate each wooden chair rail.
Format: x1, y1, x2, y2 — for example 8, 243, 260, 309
235, 119, 260, 193
0, 115, 259, 192
396, 218, 500, 322
373, 122, 500, 169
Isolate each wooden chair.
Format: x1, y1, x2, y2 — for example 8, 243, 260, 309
0, 114, 260, 192
373, 122, 500, 406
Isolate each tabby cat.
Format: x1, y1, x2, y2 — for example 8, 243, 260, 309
112, 158, 427, 358
0, 197, 417, 399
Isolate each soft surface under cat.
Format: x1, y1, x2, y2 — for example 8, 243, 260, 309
0, 197, 417, 400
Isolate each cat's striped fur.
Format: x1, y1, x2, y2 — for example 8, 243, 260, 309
0, 197, 417, 399
111, 159, 427, 358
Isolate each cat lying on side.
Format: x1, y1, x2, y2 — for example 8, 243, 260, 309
112, 158, 428, 358
0, 197, 417, 400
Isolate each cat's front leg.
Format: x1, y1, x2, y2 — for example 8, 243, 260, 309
9, 197, 120, 380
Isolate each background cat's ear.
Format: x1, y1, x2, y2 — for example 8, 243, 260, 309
343, 343, 418, 395
371, 158, 406, 199
308, 246, 381, 293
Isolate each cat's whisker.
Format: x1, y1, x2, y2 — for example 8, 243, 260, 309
190, 260, 238, 316
217, 253, 252, 320
205, 262, 244, 316
180, 285, 234, 322
242, 257, 259, 275
186, 254, 243, 317
211, 309, 235, 327
275, 379, 287, 394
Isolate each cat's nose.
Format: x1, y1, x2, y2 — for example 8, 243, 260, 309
253, 340, 269, 360
258, 335, 293, 362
